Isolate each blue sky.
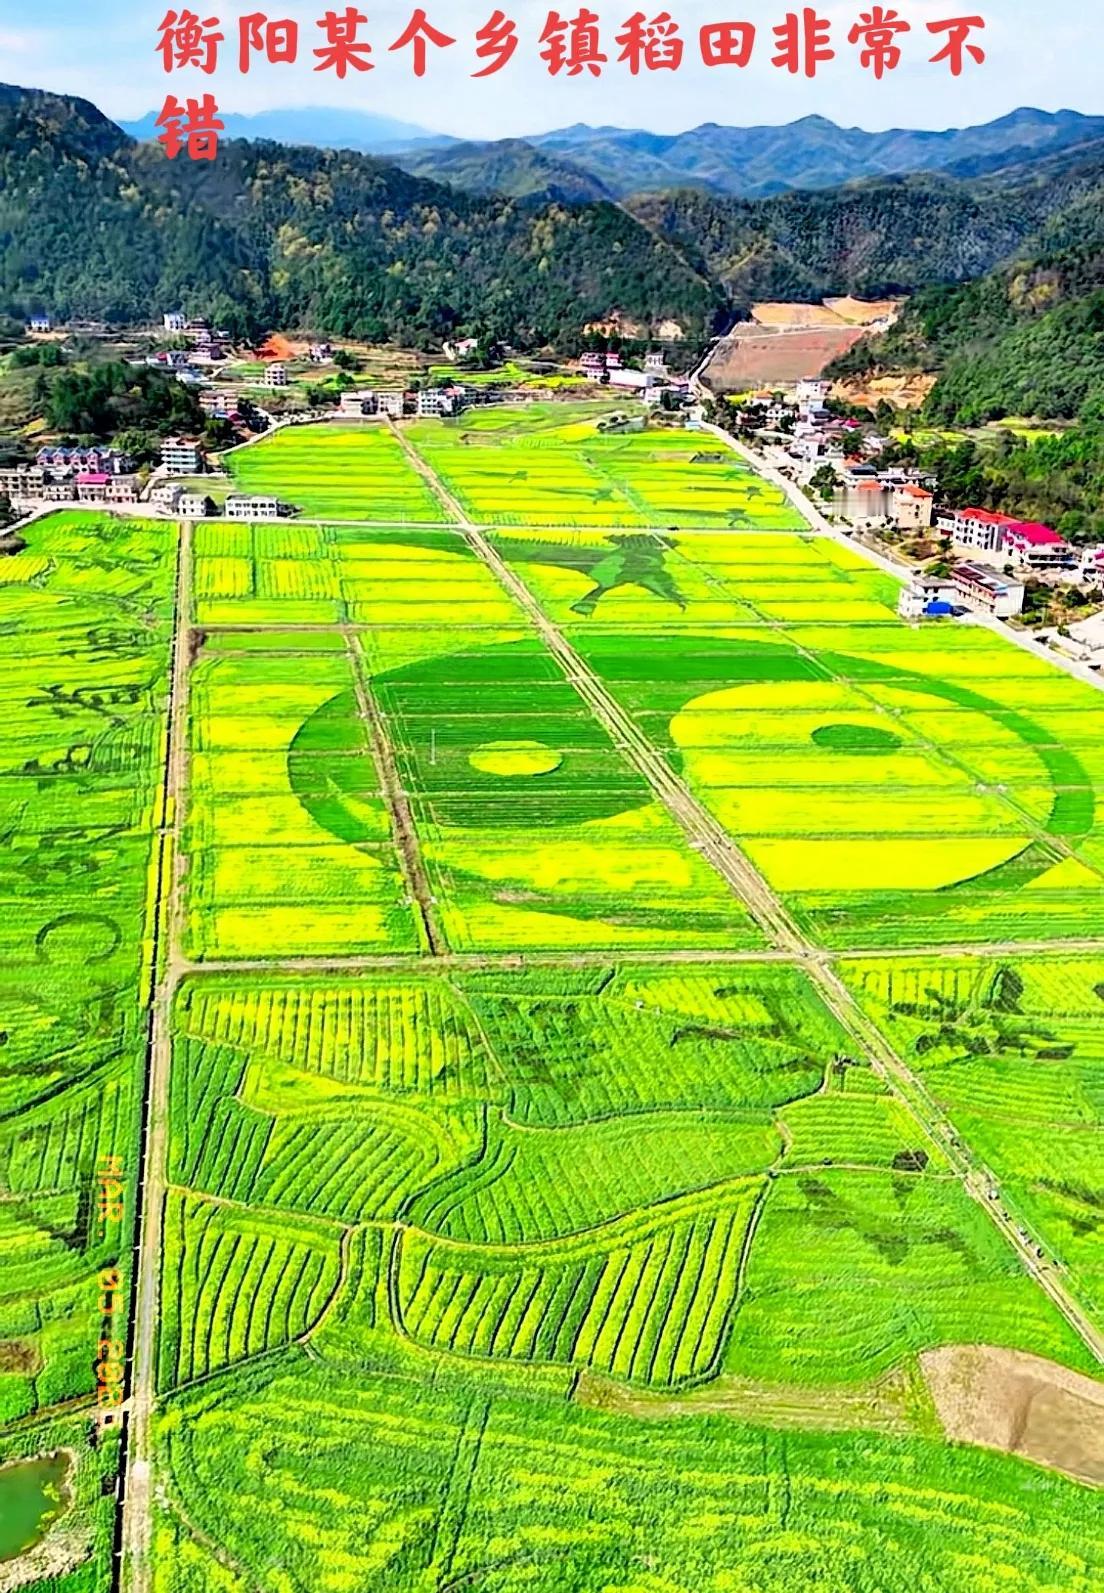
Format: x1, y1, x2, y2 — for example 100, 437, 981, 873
3, 1, 1097, 136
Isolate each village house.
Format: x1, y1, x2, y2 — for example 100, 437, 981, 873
936, 506, 1021, 552
607, 367, 648, 392
163, 311, 187, 333
376, 390, 407, 418
179, 490, 213, 518
28, 314, 51, 333
264, 363, 289, 389
76, 473, 139, 505
1078, 545, 1104, 584
309, 342, 333, 363
338, 390, 379, 418
898, 574, 957, 619
416, 389, 456, 418
37, 445, 132, 477
148, 483, 184, 513
226, 494, 282, 521
951, 561, 1025, 618
892, 484, 934, 530
645, 351, 667, 374
1000, 522, 1075, 571
198, 390, 233, 418
161, 437, 206, 475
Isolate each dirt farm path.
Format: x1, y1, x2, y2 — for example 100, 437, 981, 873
118, 520, 194, 1593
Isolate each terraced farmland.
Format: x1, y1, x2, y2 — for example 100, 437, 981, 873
9, 402, 1104, 1593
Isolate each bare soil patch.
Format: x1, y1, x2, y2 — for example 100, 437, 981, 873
0, 1342, 39, 1375
704, 326, 868, 389
824, 296, 902, 325
923, 1344, 1104, 1486
751, 302, 847, 328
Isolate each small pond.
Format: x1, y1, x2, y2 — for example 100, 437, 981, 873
0, 1453, 71, 1562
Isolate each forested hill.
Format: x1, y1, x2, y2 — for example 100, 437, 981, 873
0, 85, 723, 345
4, 80, 1104, 366
829, 144, 1104, 424
629, 137, 1104, 310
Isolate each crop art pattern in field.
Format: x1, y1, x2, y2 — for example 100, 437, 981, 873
405, 402, 804, 528
189, 521, 757, 951
490, 526, 1104, 948
185, 631, 421, 958
153, 961, 1104, 1589
0, 511, 175, 1573
228, 423, 447, 522
847, 954, 1104, 1334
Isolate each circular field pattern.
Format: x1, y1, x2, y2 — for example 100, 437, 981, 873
469, 741, 563, 777
290, 637, 1094, 899
811, 723, 904, 755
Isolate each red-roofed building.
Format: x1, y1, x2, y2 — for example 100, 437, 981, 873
76, 472, 138, 504
893, 484, 933, 530
1001, 521, 1073, 570
936, 506, 1021, 552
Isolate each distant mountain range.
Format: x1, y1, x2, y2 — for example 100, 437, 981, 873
119, 102, 1104, 202
119, 104, 448, 152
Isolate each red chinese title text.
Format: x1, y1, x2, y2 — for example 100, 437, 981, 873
154, 8, 988, 159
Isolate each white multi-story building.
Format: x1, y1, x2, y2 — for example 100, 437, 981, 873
161, 437, 206, 475
376, 390, 407, 417
179, 491, 213, 518
163, 311, 187, 333
1078, 544, 1104, 584
338, 390, 378, 417
936, 506, 1022, 552
416, 389, 455, 417
226, 494, 281, 520
28, 315, 51, 333
795, 379, 830, 406
951, 561, 1025, 618
265, 363, 289, 388
148, 483, 184, 512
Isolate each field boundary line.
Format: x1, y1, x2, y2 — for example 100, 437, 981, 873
163, 933, 1104, 978
118, 520, 193, 1593
344, 627, 445, 955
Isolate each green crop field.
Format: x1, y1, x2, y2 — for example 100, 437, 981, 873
489, 526, 1104, 948
405, 402, 806, 528
844, 953, 1104, 1325
7, 402, 1104, 1593
0, 511, 177, 1588
227, 423, 447, 521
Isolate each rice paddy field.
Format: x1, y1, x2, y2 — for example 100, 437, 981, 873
0, 511, 176, 1588
8, 400, 1104, 1593
227, 423, 447, 522
404, 402, 805, 528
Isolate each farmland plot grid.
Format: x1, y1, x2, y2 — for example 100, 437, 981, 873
12, 402, 1104, 1593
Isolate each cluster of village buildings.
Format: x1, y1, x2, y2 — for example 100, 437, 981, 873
13, 320, 1102, 636
737, 380, 1104, 622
